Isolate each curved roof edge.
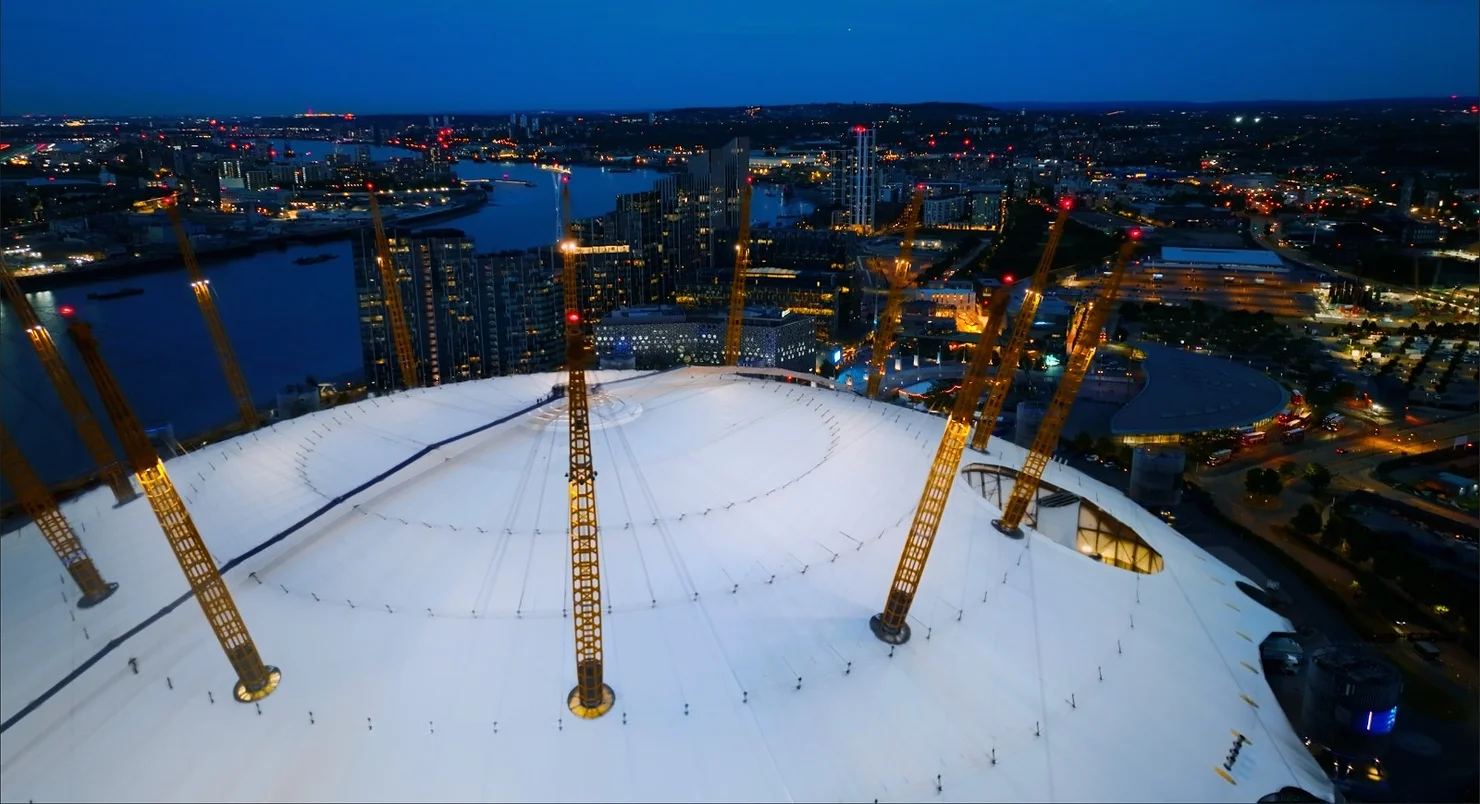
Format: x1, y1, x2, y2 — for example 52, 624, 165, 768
1111, 342, 1289, 436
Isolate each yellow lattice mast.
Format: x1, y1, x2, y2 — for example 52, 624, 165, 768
865, 186, 925, 399
0, 423, 119, 608
558, 177, 615, 719
0, 261, 135, 505
367, 184, 421, 390
871, 289, 1013, 644
722, 177, 754, 366
993, 230, 1141, 538
64, 315, 281, 702
970, 199, 1073, 453
164, 197, 258, 431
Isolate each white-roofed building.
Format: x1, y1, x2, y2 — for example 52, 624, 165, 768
1148, 247, 1288, 274
0, 368, 1336, 803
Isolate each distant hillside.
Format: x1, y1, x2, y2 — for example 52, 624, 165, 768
985, 97, 1478, 112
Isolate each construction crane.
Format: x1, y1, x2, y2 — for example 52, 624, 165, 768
64, 315, 281, 702
0, 423, 119, 608
993, 231, 1141, 539
366, 184, 421, 390
871, 289, 1014, 644
163, 197, 258, 430
722, 177, 755, 366
0, 262, 135, 505
969, 199, 1074, 453
865, 186, 925, 399
559, 176, 615, 719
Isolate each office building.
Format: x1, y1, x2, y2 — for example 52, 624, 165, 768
243, 169, 272, 191
677, 267, 848, 342
353, 227, 491, 390
748, 228, 854, 273
593, 305, 814, 370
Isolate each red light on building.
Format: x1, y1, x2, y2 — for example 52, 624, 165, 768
928, 139, 936, 147
853, 126, 867, 134
229, 143, 237, 150
1129, 228, 1143, 240
365, 182, 375, 191
1059, 198, 1073, 210
566, 311, 581, 324
1003, 274, 1014, 284
963, 139, 971, 146
58, 305, 75, 317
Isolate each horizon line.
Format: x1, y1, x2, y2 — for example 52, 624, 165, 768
3, 95, 1477, 120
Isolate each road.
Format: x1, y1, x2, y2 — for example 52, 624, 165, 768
1198, 413, 1480, 525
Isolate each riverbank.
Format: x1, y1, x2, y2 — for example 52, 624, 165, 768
11, 191, 488, 293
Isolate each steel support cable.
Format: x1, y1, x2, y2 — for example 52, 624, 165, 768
597, 420, 657, 607
612, 421, 698, 599
470, 425, 547, 615
512, 418, 556, 618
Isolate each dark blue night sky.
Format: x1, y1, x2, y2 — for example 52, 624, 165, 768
3, 0, 1477, 115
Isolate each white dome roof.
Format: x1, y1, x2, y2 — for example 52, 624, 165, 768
0, 368, 1334, 803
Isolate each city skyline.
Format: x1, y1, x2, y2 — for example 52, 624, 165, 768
2, 0, 1477, 116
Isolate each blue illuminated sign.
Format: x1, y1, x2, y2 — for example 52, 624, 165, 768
830, 349, 843, 364
1356, 706, 1398, 735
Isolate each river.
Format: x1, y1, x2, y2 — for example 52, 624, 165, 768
0, 143, 815, 491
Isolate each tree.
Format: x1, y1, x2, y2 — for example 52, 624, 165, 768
1119, 301, 1143, 323
1094, 436, 1118, 459
1245, 467, 1283, 498
1278, 461, 1300, 479
1244, 468, 1263, 496
1072, 431, 1094, 453
1291, 503, 1323, 536
1304, 462, 1334, 494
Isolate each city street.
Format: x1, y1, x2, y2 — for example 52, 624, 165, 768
1197, 412, 1480, 524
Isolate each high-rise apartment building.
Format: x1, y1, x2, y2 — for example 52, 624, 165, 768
687, 136, 751, 264
481, 247, 564, 376
832, 127, 877, 231
353, 227, 491, 390
568, 214, 645, 321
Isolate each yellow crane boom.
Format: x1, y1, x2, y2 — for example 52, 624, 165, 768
722, 177, 754, 366
970, 200, 1073, 452
0, 261, 135, 505
0, 423, 119, 608
164, 198, 258, 431
871, 289, 1013, 644
367, 185, 421, 390
559, 178, 615, 719
993, 231, 1141, 538
65, 315, 280, 702
865, 186, 925, 399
